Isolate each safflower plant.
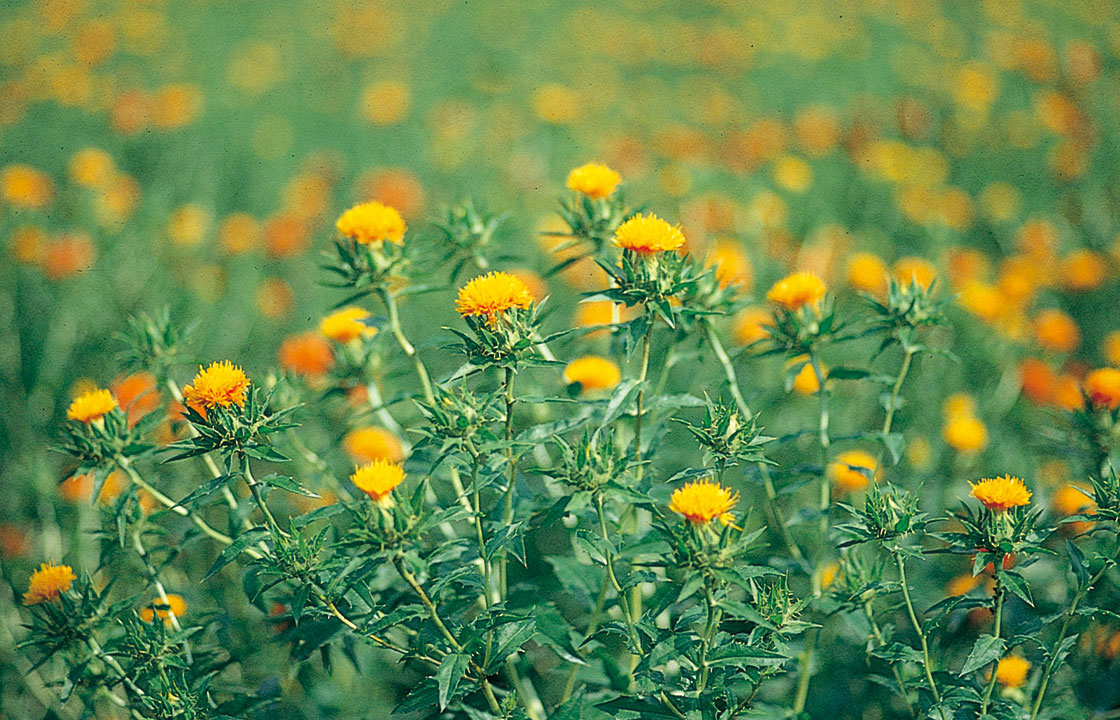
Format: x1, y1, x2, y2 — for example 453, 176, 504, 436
14, 164, 1120, 720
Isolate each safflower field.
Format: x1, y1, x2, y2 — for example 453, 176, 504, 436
3, 0, 1120, 718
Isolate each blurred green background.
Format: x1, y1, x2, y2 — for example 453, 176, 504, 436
4, 0, 1120, 717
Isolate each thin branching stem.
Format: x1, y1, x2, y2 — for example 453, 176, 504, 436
980, 581, 1005, 714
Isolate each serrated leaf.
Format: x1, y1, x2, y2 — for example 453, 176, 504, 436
436, 652, 472, 710
960, 634, 1005, 676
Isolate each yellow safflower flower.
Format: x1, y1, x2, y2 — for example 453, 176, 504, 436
321, 307, 376, 343
970, 475, 1032, 512
67, 388, 117, 423
336, 201, 406, 245
567, 163, 621, 199
563, 356, 621, 393
455, 271, 533, 325
766, 272, 827, 311
183, 361, 250, 417
351, 459, 405, 505
613, 213, 686, 255
669, 479, 739, 526
23, 562, 76, 605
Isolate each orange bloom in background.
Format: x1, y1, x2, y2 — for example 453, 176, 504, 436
892, 256, 937, 290
351, 459, 405, 505
1018, 358, 1056, 406
321, 307, 376, 343
1052, 484, 1096, 534
846, 252, 889, 296
943, 414, 988, 454
343, 427, 406, 464
706, 239, 753, 289
1033, 309, 1081, 353
358, 168, 425, 219
613, 213, 686, 255
563, 356, 622, 393
256, 278, 294, 319
139, 593, 187, 624
1084, 368, 1120, 410
733, 307, 772, 346
455, 271, 533, 324
336, 201, 406, 245
767, 271, 827, 311
112, 372, 160, 426
567, 162, 621, 199
958, 282, 1006, 324
669, 478, 739, 526
1051, 374, 1084, 412
183, 361, 250, 416
219, 213, 260, 254
263, 213, 311, 258
60, 471, 124, 504
947, 573, 982, 597
23, 562, 76, 605
278, 333, 334, 378
68, 148, 115, 189
43, 233, 95, 280
1, 164, 54, 208
67, 388, 117, 423
1103, 332, 1120, 368
970, 475, 1032, 511
574, 300, 630, 338
508, 268, 548, 302
829, 450, 879, 493
790, 359, 822, 396
993, 655, 1031, 688
1060, 250, 1108, 292
0, 525, 30, 558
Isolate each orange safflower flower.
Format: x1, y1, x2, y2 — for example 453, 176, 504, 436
336, 201, 406, 245
669, 479, 739, 526
567, 162, 621, 199
278, 333, 334, 378
767, 272, 827, 311
970, 475, 1032, 511
183, 361, 250, 416
455, 271, 533, 324
351, 459, 405, 505
343, 427, 405, 464
23, 562, 76, 605
613, 213, 685, 255
1084, 368, 1120, 410
563, 356, 621, 393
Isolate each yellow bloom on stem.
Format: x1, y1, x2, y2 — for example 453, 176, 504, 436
970, 475, 1032, 511
351, 459, 405, 505
23, 562, 76, 605
563, 355, 621, 392
993, 655, 1031, 688
567, 162, 621, 199
669, 479, 740, 526
455, 271, 533, 324
1084, 367, 1120, 410
613, 213, 686, 255
829, 450, 879, 493
139, 593, 187, 624
321, 307, 376, 343
336, 201, 406, 245
766, 271, 827, 311
183, 361, 250, 416
67, 388, 117, 423
343, 427, 406, 464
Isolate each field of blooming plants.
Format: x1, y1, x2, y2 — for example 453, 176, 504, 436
4, 1, 1120, 719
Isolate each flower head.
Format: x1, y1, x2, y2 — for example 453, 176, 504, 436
23, 562, 76, 605
829, 450, 879, 493
183, 361, 250, 416
563, 356, 621, 393
970, 475, 1032, 512
943, 414, 988, 453
336, 201, 406, 245
455, 271, 534, 324
350, 459, 405, 505
993, 655, 1031, 688
767, 272, 827, 311
139, 593, 187, 624
613, 213, 686, 255
343, 427, 405, 464
67, 388, 117, 423
321, 307, 376, 343
567, 162, 621, 199
1084, 367, 1120, 410
669, 479, 740, 526
278, 333, 334, 378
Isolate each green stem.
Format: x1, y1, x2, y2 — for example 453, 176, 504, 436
500, 367, 517, 599
697, 580, 722, 693
634, 317, 654, 473
379, 287, 435, 404
703, 320, 806, 566
243, 459, 288, 538
560, 571, 611, 703
980, 582, 1005, 713
882, 348, 915, 437
792, 630, 817, 712
1029, 551, 1116, 720
863, 598, 916, 717
596, 494, 642, 671
115, 457, 262, 557
895, 553, 942, 706
810, 351, 831, 540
